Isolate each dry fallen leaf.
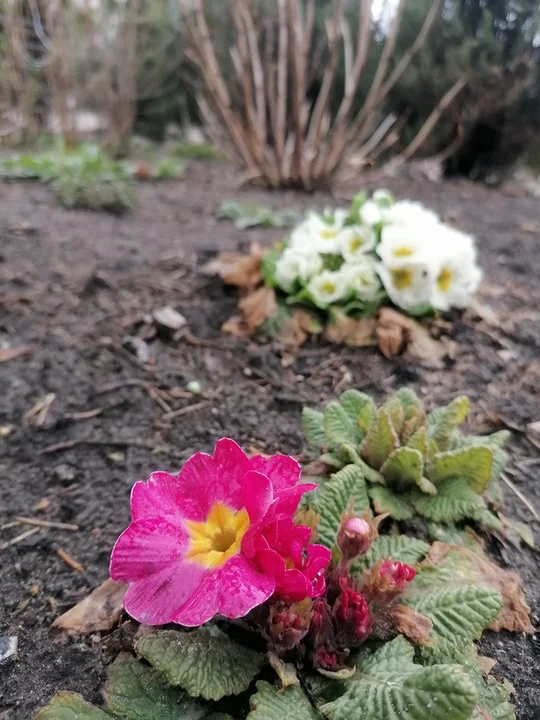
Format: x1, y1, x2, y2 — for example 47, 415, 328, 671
204, 244, 264, 289
420, 542, 534, 634
376, 308, 453, 369
278, 309, 320, 352
53, 579, 127, 635
0, 346, 33, 362
466, 299, 500, 327
324, 309, 377, 347
390, 604, 432, 646
239, 286, 278, 331
520, 220, 538, 233
222, 315, 250, 338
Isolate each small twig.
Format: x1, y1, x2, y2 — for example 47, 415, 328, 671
0, 521, 21, 532
38, 438, 157, 455
162, 401, 209, 421
0, 528, 40, 550
62, 408, 103, 421
16, 517, 79, 531
501, 473, 539, 521
147, 387, 173, 414
57, 548, 84, 573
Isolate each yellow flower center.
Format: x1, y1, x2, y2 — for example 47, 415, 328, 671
437, 266, 453, 293
350, 236, 364, 251
321, 281, 337, 294
185, 502, 249, 569
321, 228, 338, 240
392, 245, 414, 257
391, 268, 414, 290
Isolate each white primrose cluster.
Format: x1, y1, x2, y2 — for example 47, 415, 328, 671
273, 190, 482, 313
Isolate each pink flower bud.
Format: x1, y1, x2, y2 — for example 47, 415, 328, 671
333, 577, 371, 648
362, 558, 417, 605
337, 514, 375, 563
312, 647, 339, 671
379, 560, 416, 591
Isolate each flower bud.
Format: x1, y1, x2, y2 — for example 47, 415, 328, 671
362, 559, 416, 605
312, 647, 339, 671
266, 599, 313, 653
336, 513, 376, 564
309, 597, 335, 649
333, 577, 370, 648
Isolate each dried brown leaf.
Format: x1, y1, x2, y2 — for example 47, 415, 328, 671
390, 603, 433, 646
420, 542, 534, 634
277, 309, 319, 352
239, 286, 278, 331
52, 579, 127, 635
302, 459, 333, 477
376, 308, 453, 368
404, 320, 453, 369
222, 315, 250, 338
324, 309, 377, 347
204, 244, 264, 289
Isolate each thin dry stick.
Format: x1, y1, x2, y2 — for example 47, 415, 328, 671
16, 517, 79, 531
384, 75, 467, 172
500, 473, 539, 521
57, 547, 84, 572
0, 528, 40, 551
275, 0, 289, 175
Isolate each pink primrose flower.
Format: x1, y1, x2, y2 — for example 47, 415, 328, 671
110, 438, 317, 626
244, 516, 331, 603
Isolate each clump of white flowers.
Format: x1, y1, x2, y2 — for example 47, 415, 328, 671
267, 190, 482, 316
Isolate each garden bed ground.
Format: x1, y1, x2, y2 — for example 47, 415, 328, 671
1, 161, 539, 719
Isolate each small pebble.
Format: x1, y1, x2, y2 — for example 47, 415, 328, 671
0, 636, 18, 666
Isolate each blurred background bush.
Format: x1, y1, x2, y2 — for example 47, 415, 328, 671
1, 0, 539, 184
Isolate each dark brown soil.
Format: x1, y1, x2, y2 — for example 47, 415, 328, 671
1, 161, 539, 719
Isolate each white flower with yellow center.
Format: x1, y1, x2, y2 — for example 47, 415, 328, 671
338, 225, 377, 262
377, 224, 433, 267
359, 200, 382, 227
275, 247, 323, 293
341, 260, 381, 302
382, 199, 439, 227
376, 261, 433, 311
307, 269, 348, 308
429, 228, 482, 310
290, 209, 348, 254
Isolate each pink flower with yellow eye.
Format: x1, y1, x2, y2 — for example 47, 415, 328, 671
110, 438, 326, 627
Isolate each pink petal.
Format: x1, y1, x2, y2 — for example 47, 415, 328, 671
249, 454, 302, 493
255, 548, 286, 579
174, 555, 275, 626
242, 471, 273, 522
122, 560, 207, 625
110, 518, 189, 581
177, 438, 251, 518
276, 569, 312, 602
305, 544, 332, 575
270, 483, 317, 519
130, 473, 187, 524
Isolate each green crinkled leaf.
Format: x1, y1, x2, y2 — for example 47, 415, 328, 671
354, 635, 415, 674
302, 407, 327, 450
354, 535, 430, 572
340, 444, 385, 484
430, 447, 493, 494
426, 396, 469, 450
136, 626, 263, 701
247, 681, 323, 719
451, 433, 510, 483
396, 388, 423, 415
474, 675, 516, 720
313, 465, 370, 548
319, 451, 344, 469
360, 409, 399, 470
412, 477, 484, 523
339, 389, 375, 437
324, 402, 363, 448
382, 396, 405, 435
406, 426, 429, 461
405, 586, 503, 645
261, 248, 281, 287
35, 693, 110, 719
104, 655, 206, 720
369, 485, 414, 520
380, 447, 429, 494
321, 660, 477, 720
